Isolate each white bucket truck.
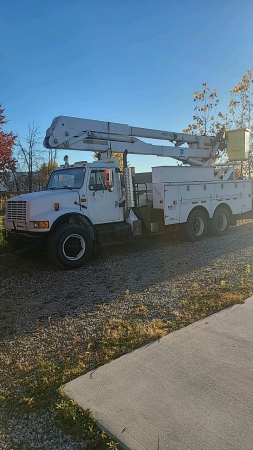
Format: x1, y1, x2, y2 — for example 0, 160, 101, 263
4, 116, 251, 269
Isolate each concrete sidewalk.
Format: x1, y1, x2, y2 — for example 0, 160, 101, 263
65, 298, 253, 450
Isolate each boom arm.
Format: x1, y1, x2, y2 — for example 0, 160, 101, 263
44, 116, 227, 166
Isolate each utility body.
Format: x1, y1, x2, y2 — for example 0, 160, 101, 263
4, 116, 252, 269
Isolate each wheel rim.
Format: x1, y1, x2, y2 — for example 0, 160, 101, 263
62, 234, 86, 260
192, 216, 205, 237
216, 212, 227, 232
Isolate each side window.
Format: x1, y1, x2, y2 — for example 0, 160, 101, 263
96, 170, 106, 190
89, 170, 107, 191
89, 171, 96, 190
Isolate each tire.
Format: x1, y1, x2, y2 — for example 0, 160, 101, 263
47, 224, 93, 269
184, 209, 208, 242
210, 207, 230, 237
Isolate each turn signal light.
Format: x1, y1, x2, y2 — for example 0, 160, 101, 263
54, 202, 60, 211
30, 221, 49, 229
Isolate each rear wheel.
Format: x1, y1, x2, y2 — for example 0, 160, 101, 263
47, 224, 93, 269
210, 207, 229, 237
184, 209, 208, 242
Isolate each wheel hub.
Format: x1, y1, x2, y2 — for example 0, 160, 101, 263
217, 213, 227, 232
62, 234, 86, 260
192, 217, 205, 237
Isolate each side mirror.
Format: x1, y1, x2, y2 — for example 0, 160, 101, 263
108, 186, 114, 193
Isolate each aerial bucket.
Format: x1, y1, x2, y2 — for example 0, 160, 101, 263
226, 128, 250, 161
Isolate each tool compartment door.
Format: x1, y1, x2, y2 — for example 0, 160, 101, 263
164, 185, 179, 225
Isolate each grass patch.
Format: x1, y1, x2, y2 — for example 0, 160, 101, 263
1, 266, 253, 448
1, 319, 169, 448
173, 284, 250, 325
55, 394, 119, 449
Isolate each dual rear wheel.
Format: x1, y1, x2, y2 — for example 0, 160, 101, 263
210, 207, 230, 237
184, 207, 230, 242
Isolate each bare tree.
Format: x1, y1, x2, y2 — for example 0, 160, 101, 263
15, 123, 45, 192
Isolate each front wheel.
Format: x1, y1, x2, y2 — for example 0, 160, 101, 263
47, 224, 93, 269
183, 209, 208, 242
209, 207, 230, 237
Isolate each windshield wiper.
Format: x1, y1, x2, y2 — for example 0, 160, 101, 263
63, 186, 74, 190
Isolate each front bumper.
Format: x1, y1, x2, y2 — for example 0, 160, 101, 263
4, 228, 49, 251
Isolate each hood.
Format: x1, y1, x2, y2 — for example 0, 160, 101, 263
10, 189, 80, 202
9, 190, 81, 218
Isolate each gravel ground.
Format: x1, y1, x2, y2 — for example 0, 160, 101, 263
1, 221, 253, 449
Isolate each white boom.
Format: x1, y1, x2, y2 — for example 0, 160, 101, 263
44, 116, 227, 167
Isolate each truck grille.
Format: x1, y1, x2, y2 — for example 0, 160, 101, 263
6, 201, 27, 222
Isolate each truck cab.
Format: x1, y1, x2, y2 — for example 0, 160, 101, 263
4, 159, 128, 269
47, 161, 124, 224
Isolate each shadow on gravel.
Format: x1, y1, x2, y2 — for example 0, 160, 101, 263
0, 221, 253, 339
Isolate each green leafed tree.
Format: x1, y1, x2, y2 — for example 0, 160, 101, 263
38, 161, 58, 190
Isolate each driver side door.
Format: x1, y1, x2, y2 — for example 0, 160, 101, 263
86, 168, 121, 223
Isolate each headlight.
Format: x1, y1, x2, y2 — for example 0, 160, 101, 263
29, 221, 49, 229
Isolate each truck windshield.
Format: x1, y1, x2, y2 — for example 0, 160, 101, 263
47, 167, 85, 190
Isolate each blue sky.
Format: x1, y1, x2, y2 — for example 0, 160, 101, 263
1, 0, 253, 172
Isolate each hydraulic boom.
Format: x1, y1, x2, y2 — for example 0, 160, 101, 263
44, 116, 228, 166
